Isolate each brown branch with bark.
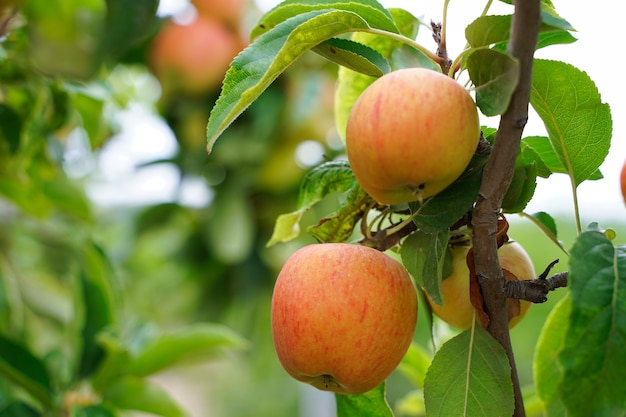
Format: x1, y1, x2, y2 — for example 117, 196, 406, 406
470, 1, 542, 416
505, 259, 568, 303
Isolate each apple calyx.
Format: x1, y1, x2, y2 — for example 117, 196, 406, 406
407, 184, 427, 205
315, 374, 343, 393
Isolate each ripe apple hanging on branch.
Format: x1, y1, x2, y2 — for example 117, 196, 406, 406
345, 67, 481, 205
271, 243, 418, 395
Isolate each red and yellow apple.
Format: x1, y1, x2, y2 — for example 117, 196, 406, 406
345, 68, 480, 205
149, 15, 242, 96
428, 241, 535, 330
191, 0, 246, 29
271, 243, 417, 395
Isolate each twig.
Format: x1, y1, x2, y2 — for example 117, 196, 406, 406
359, 218, 417, 251
505, 259, 568, 302
504, 272, 568, 303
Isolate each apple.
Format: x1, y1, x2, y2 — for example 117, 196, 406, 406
619, 161, 626, 203
271, 243, 417, 395
191, 0, 246, 29
149, 15, 242, 96
345, 68, 480, 205
428, 241, 535, 330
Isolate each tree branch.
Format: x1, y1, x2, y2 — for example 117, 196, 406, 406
505, 259, 568, 303
470, 1, 541, 416
359, 219, 417, 251
505, 272, 568, 303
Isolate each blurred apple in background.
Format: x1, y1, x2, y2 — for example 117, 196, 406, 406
191, 0, 247, 30
428, 241, 535, 330
149, 11, 246, 97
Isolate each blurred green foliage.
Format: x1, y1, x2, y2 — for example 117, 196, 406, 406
1, 0, 621, 416
0, 0, 341, 415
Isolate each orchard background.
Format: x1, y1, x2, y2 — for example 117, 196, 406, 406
0, 1, 624, 417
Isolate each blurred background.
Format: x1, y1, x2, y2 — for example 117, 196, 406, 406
0, 0, 623, 416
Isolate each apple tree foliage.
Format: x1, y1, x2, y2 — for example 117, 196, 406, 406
207, 0, 623, 416
0, 1, 257, 417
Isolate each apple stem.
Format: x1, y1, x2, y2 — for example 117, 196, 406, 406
383, 210, 420, 237
569, 175, 583, 235
360, 200, 381, 241
358, 214, 417, 251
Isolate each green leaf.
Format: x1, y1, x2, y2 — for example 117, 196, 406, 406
424, 326, 514, 417
400, 231, 429, 287
207, 9, 397, 152
465, 12, 574, 48
465, 15, 514, 48
386, 8, 422, 42
333, 8, 433, 141
0, 104, 22, 154
267, 212, 307, 247
0, 179, 49, 218
69, 89, 109, 149
467, 49, 519, 116
522, 135, 603, 180
0, 402, 41, 417
411, 153, 488, 233
530, 60, 612, 186
422, 230, 451, 306
333, 44, 377, 142
250, 0, 398, 40
101, 0, 159, 59
267, 160, 357, 246
533, 295, 570, 417
0, 336, 53, 409
335, 382, 393, 417
128, 324, 247, 377
397, 342, 432, 389
41, 178, 93, 222
536, 30, 577, 49
205, 185, 254, 264
519, 137, 552, 178
71, 405, 117, 417
520, 211, 567, 254
501, 158, 537, 213
558, 228, 626, 416
91, 331, 132, 392
539, 4, 575, 31
103, 376, 187, 417
312, 38, 390, 77
531, 211, 558, 237
307, 185, 372, 243
22, 0, 107, 79
77, 244, 116, 378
